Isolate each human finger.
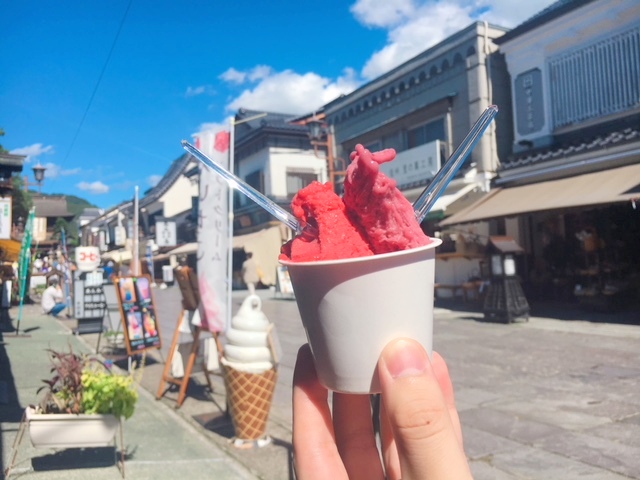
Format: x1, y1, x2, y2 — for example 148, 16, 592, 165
431, 351, 464, 447
293, 345, 347, 480
378, 338, 472, 480
379, 397, 401, 480
333, 393, 384, 480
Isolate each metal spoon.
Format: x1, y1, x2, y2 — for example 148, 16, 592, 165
182, 140, 311, 235
412, 105, 499, 223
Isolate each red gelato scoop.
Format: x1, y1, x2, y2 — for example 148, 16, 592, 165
343, 144, 431, 254
280, 181, 373, 262
280, 144, 431, 262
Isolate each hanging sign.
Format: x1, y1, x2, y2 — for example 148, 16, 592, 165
155, 220, 177, 247
114, 275, 162, 355
0, 198, 11, 240
75, 246, 101, 272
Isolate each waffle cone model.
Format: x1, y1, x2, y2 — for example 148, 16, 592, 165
223, 364, 277, 441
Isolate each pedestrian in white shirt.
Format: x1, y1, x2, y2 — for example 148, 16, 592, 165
41, 277, 67, 317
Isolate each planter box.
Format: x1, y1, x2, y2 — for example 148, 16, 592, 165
25, 407, 119, 449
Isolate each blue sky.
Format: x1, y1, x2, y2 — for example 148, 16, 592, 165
1, 0, 555, 210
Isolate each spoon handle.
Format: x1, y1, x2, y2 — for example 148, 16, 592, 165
413, 105, 499, 223
182, 140, 306, 234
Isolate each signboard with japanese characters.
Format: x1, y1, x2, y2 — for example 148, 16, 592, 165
73, 269, 107, 320
75, 246, 101, 272
155, 220, 177, 247
0, 198, 11, 240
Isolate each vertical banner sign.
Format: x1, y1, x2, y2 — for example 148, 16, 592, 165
114, 275, 162, 355
16, 208, 35, 333
195, 129, 230, 332
0, 198, 12, 240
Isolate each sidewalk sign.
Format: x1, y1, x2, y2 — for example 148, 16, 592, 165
114, 275, 162, 356
73, 269, 107, 337
156, 266, 220, 407
274, 265, 294, 298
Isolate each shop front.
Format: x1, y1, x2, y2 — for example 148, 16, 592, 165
439, 163, 640, 312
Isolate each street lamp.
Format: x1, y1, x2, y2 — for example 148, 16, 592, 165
32, 163, 46, 193
306, 117, 347, 192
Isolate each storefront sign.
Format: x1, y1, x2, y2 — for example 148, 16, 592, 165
0, 198, 11, 240
73, 269, 107, 323
515, 68, 545, 135
75, 246, 101, 272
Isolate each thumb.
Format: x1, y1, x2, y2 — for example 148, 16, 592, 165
378, 338, 472, 480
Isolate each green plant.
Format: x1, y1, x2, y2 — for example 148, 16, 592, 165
38, 347, 88, 414
82, 368, 138, 419
36, 346, 139, 419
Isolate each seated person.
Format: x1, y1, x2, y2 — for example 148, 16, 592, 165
41, 277, 67, 317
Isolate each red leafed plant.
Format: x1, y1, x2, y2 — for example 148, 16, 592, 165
37, 347, 94, 414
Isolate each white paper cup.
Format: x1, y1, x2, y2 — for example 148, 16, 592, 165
280, 238, 442, 394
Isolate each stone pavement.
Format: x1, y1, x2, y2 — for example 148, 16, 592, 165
2, 289, 640, 479
0, 303, 258, 480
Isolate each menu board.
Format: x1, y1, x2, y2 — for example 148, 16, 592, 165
115, 275, 162, 355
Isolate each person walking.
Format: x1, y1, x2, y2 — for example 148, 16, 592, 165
241, 252, 260, 295
41, 277, 67, 317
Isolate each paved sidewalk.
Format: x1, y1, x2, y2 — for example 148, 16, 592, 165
3, 291, 639, 480
0, 303, 259, 480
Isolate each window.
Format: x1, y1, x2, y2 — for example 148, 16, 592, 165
286, 170, 317, 196
245, 170, 264, 193
364, 141, 382, 152
549, 25, 640, 128
407, 118, 446, 148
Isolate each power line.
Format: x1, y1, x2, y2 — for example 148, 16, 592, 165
62, 0, 133, 165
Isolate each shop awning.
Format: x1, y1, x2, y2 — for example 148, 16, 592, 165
167, 242, 198, 256
403, 182, 486, 220
0, 239, 22, 262
233, 224, 287, 286
102, 248, 132, 263
440, 163, 640, 226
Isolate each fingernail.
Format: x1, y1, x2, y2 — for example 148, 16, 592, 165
383, 339, 429, 379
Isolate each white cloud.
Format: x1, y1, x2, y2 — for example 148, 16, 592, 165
215, 0, 557, 116
147, 174, 162, 187
226, 68, 360, 115
351, 0, 417, 28
10, 143, 54, 162
41, 163, 60, 179
219, 68, 247, 84
352, 0, 559, 79
77, 181, 109, 194
185, 85, 215, 97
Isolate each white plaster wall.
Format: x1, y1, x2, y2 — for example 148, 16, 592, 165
499, 0, 639, 145
159, 165, 199, 218
268, 148, 327, 197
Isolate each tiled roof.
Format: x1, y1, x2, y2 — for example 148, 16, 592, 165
495, 0, 596, 44
139, 153, 192, 208
234, 109, 309, 138
501, 126, 640, 170
33, 195, 72, 217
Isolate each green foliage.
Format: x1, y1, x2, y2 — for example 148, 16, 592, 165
11, 175, 33, 223
37, 346, 139, 420
0, 127, 8, 154
82, 369, 138, 420
63, 194, 97, 216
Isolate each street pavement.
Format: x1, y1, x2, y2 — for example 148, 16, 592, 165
1, 286, 639, 479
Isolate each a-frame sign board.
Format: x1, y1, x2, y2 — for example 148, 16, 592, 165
156, 266, 222, 408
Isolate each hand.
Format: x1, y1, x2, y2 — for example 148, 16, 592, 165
292, 339, 472, 480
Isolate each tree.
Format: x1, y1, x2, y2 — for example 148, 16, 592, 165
0, 128, 8, 154
11, 175, 32, 226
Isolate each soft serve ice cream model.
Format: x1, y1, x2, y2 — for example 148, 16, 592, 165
221, 295, 278, 448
